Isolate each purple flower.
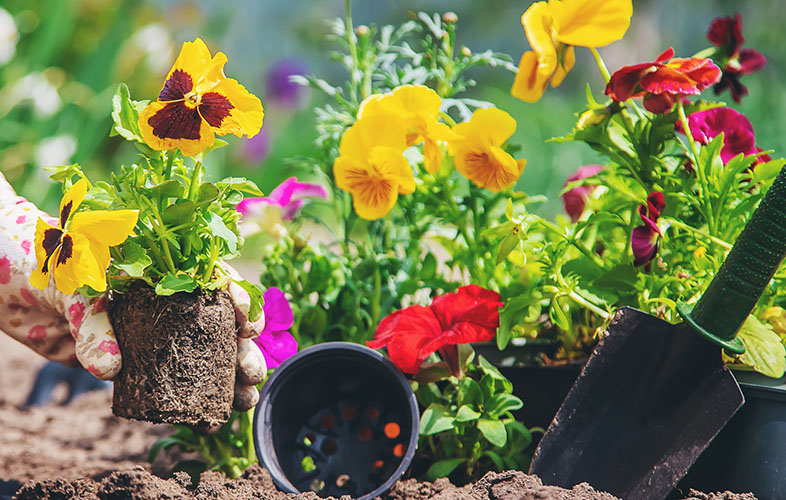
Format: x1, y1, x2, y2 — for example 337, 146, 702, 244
253, 287, 298, 369
632, 192, 665, 267
242, 128, 271, 164
237, 177, 328, 237
266, 59, 308, 109
562, 164, 604, 222
679, 107, 768, 166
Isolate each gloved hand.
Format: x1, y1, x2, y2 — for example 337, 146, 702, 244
0, 172, 266, 411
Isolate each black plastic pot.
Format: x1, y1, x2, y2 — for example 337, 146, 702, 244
0, 480, 21, 500
476, 342, 786, 499
253, 342, 419, 500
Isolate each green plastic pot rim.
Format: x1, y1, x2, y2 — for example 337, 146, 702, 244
676, 302, 746, 355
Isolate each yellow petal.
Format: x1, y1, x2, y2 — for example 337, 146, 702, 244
206, 77, 265, 139
549, 0, 632, 48
368, 146, 415, 194
454, 144, 524, 193
522, 3, 558, 73
511, 51, 552, 102
60, 179, 87, 229
550, 46, 576, 88
391, 85, 442, 120
358, 93, 402, 118
138, 101, 216, 156
70, 210, 138, 247
52, 232, 106, 295
457, 108, 517, 147
423, 138, 444, 174
167, 38, 215, 91
333, 156, 399, 221
490, 146, 522, 176
339, 115, 408, 160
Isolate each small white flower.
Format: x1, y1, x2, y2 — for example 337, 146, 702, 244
0, 8, 19, 66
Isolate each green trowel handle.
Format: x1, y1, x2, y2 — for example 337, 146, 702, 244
678, 166, 786, 354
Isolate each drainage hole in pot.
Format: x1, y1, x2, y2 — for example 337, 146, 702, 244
335, 474, 350, 488
372, 459, 384, 470
303, 433, 316, 446
321, 439, 339, 456
342, 406, 356, 421
358, 427, 372, 441
309, 478, 325, 493
301, 456, 317, 473
384, 422, 400, 439
367, 407, 380, 418
393, 444, 405, 457
320, 414, 335, 429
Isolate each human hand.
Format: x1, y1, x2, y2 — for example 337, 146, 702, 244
0, 172, 266, 411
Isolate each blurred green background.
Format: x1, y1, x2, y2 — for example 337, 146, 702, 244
1, 0, 782, 217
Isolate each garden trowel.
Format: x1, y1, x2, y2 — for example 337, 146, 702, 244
529, 167, 786, 500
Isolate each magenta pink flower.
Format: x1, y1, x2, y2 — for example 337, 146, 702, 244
253, 287, 298, 369
0, 255, 10, 284
632, 192, 665, 268
562, 164, 604, 222
679, 107, 767, 165
237, 177, 327, 222
707, 14, 767, 103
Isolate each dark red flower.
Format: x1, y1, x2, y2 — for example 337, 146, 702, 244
562, 164, 604, 222
706, 14, 767, 104
367, 285, 503, 376
606, 48, 722, 114
631, 192, 665, 267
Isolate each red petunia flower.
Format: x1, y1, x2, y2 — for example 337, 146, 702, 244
367, 285, 503, 376
605, 47, 722, 114
706, 14, 767, 104
631, 192, 665, 267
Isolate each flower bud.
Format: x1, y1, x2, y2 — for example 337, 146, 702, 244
355, 25, 370, 36
461, 46, 472, 57
442, 12, 458, 23
576, 108, 609, 130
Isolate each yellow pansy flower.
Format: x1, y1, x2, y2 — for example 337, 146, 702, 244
138, 38, 264, 157
450, 108, 526, 193
333, 115, 415, 220
511, 0, 632, 102
30, 180, 138, 295
359, 85, 455, 173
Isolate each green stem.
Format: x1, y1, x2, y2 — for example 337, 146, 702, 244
145, 200, 178, 274
344, 0, 360, 106
372, 266, 381, 327
164, 151, 175, 180
589, 47, 611, 83
187, 161, 203, 201
665, 218, 732, 251
202, 240, 219, 282
676, 99, 716, 235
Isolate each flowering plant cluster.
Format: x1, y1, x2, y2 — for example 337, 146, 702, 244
497, 9, 786, 377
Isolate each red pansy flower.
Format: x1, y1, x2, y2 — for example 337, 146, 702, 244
605, 47, 722, 114
367, 285, 503, 376
631, 192, 665, 267
706, 14, 767, 104
138, 38, 264, 157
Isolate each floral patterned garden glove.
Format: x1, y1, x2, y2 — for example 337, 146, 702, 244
0, 172, 266, 411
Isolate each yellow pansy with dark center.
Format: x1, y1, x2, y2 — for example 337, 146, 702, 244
138, 38, 264, 157
449, 108, 526, 193
30, 180, 138, 295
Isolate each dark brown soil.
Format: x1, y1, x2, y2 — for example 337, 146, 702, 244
110, 283, 237, 426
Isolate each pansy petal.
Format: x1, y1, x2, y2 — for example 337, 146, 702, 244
550, 46, 576, 88
208, 77, 264, 139
339, 115, 408, 159
549, 0, 632, 48
391, 84, 442, 119
139, 101, 216, 156
738, 48, 767, 75
51, 233, 104, 294
60, 180, 87, 229
511, 51, 552, 103
522, 2, 557, 71
357, 93, 402, 119
464, 108, 517, 146
70, 210, 138, 247
166, 38, 216, 92
423, 138, 443, 173
369, 146, 415, 194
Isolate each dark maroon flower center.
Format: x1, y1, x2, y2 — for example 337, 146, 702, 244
41, 228, 63, 273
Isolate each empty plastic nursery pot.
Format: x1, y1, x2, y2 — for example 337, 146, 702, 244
254, 342, 420, 500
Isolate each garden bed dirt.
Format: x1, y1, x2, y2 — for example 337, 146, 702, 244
0, 334, 756, 500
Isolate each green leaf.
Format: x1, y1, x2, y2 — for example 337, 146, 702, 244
232, 279, 265, 322
114, 241, 152, 277
497, 232, 519, 264
207, 213, 238, 253
110, 83, 146, 142
419, 403, 455, 436
197, 183, 220, 204
477, 418, 507, 447
485, 393, 523, 418
421, 253, 437, 279
147, 179, 183, 199
738, 315, 786, 378
415, 362, 451, 384
498, 296, 538, 349
457, 377, 484, 407
155, 274, 198, 296
148, 436, 189, 462
162, 200, 197, 225
426, 458, 465, 481
217, 177, 264, 196
751, 158, 786, 184
455, 405, 481, 422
